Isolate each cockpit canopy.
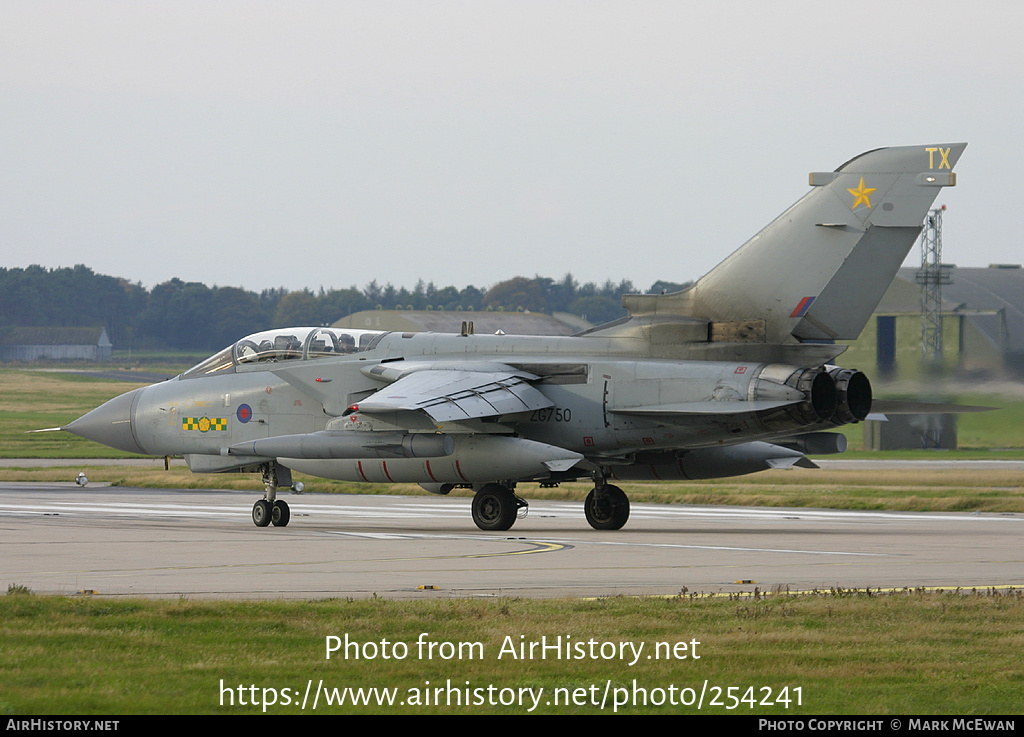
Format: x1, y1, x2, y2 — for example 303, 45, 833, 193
181, 327, 385, 379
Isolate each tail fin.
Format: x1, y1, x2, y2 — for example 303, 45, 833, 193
623, 143, 966, 344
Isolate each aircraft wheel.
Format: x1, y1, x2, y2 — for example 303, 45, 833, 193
585, 485, 630, 530
472, 485, 518, 531
252, 499, 272, 527
271, 499, 290, 527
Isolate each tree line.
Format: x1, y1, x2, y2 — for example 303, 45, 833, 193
0, 265, 689, 352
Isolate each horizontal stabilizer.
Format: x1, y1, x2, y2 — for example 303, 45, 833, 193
869, 400, 996, 416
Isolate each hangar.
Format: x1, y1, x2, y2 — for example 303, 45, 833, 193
842, 265, 1024, 380
0, 326, 113, 362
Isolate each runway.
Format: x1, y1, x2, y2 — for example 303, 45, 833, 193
2, 482, 1022, 599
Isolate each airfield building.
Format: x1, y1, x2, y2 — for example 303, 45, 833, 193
840, 265, 1024, 380
0, 326, 113, 362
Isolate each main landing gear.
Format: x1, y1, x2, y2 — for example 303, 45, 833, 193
252, 462, 294, 528
584, 481, 630, 530
470, 479, 631, 531
471, 484, 528, 531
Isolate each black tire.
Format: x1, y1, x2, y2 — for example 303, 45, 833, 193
271, 499, 290, 527
472, 485, 518, 531
584, 485, 630, 530
252, 499, 272, 527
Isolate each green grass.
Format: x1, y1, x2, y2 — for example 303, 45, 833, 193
0, 370, 152, 458
2, 589, 1022, 715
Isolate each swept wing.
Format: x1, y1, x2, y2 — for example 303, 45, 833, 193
355, 364, 553, 422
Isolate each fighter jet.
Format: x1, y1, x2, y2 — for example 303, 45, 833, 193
65, 143, 966, 531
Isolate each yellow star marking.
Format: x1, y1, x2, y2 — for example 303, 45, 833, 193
847, 176, 877, 210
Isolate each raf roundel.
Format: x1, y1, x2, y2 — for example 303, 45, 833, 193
236, 404, 253, 423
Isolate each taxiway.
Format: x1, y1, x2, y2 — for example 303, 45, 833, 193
2, 482, 1021, 599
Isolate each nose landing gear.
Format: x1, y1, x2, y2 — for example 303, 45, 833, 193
252, 463, 295, 528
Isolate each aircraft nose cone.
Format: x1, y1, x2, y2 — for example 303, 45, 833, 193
64, 388, 147, 454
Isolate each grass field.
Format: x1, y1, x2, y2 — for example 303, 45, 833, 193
3, 589, 1023, 715
0, 370, 153, 458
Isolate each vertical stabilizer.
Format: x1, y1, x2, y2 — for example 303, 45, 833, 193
623, 143, 966, 344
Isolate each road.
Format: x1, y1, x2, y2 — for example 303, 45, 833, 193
2, 482, 1021, 599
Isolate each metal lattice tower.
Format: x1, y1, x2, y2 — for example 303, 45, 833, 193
915, 205, 950, 366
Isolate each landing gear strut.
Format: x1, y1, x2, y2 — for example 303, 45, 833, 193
585, 482, 630, 530
252, 462, 292, 528
472, 484, 527, 531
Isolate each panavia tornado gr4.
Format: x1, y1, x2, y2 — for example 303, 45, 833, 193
65, 143, 966, 531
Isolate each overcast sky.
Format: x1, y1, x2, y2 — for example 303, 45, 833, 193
1, 1, 1020, 295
